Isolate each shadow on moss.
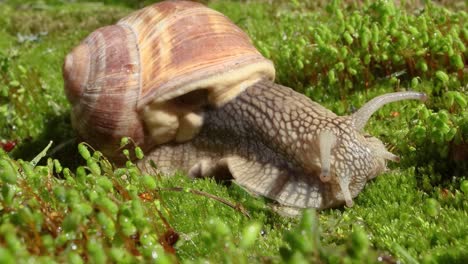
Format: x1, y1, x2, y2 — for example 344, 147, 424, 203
11, 112, 80, 170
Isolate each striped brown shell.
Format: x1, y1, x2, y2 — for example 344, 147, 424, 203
63, 0, 275, 160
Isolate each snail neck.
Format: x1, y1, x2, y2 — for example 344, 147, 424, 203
202, 79, 338, 166
142, 79, 337, 168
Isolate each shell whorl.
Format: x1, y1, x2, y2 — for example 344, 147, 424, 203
63, 44, 90, 104
64, 0, 275, 160
64, 25, 143, 158
118, 0, 275, 107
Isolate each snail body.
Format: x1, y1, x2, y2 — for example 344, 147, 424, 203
64, 1, 426, 209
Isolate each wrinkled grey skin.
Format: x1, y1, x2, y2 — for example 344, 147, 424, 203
139, 80, 426, 210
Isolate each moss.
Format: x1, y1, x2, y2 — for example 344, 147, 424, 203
328, 168, 468, 262
0, 0, 467, 263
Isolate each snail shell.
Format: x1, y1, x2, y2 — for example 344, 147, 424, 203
63, 0, 274, 159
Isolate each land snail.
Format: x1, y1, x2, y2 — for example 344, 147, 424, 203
63, 0, 427, 211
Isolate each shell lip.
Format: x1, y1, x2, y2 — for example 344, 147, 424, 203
135, 56, 275, 110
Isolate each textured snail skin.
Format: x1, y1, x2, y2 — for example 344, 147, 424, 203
139, 80, 426, 209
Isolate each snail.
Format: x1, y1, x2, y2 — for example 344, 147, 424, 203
63, 0, 426, 210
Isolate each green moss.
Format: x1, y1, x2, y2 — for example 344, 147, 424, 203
329, 168, 468, 262
0, 0, 467, 263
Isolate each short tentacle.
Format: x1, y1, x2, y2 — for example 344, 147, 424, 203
378, 148, 400, 162
351, 91, 427, 131
337, 177, 354, 207
318, 130, 337, 182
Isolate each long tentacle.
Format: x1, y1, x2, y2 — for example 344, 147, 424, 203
352, 91, 427, 131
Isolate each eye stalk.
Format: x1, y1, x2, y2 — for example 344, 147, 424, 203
351, 91, 428, 163
351, 91, 427, 131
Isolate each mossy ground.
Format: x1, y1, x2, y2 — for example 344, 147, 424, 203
0, 0, 467, 263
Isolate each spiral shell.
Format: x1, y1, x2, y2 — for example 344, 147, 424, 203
63, 1, 275, 159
